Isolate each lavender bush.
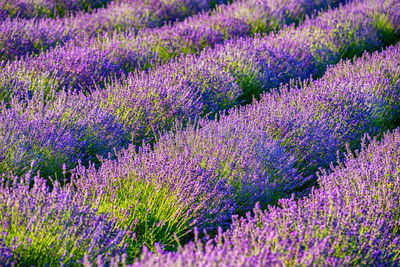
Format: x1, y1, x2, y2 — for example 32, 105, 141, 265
0, 90, 128, 179
202, 0, 400, 102
202, 41, 400, 184
0, 173, 128, 266
131, 127, 400, 266
73, 143, 237, 260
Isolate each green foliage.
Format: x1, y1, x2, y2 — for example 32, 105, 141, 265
91, 175, 197, 261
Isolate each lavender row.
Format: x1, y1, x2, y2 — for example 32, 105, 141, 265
1, 0, 398, 182
72, 37, 400, 258
1, 0, 344, 90
0, 0, 110, 20
0, 0, 221, 61
132, 127, 400, 266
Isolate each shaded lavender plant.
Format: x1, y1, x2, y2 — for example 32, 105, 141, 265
0, 173, 129, 266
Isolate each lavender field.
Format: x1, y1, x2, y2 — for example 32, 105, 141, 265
0, 0, 399, 265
